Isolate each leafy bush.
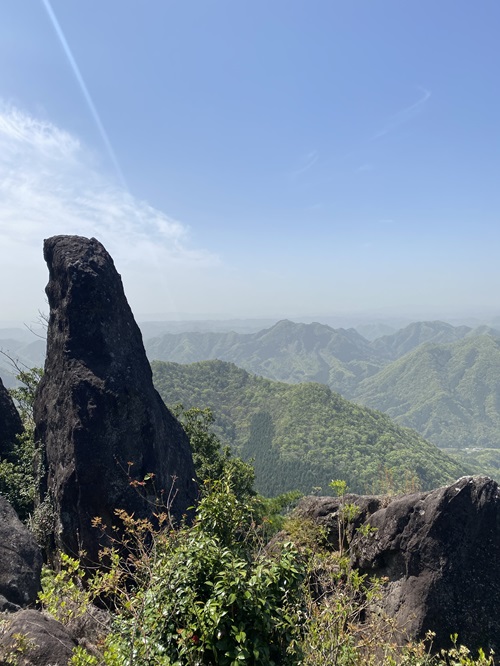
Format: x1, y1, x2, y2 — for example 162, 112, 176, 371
53, 478, 307, 666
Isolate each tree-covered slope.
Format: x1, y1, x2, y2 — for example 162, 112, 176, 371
355, 335, 500, 449
144, 321, 500, 462
445, 447, 500, 481
151, 359, 467, 497
146, 319, 383, 394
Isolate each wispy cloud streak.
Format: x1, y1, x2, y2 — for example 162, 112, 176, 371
41, 0, 126, 188
290, 150, 319, 178
372, 87, 431, 140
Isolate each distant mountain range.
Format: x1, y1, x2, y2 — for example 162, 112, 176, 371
145, 319, 500, 450
146, 319, 381, 394
3, 318, 500, 453
152, 359, 467, 496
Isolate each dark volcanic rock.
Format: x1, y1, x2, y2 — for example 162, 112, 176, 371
0, 609, 76, 665
34, 236, 197, 562
351, 476, 500, 653
0, 376, 23, 461
0, 496, 42, 609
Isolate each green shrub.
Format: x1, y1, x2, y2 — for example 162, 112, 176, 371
58, 479, 307, 666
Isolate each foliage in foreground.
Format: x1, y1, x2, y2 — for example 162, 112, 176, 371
37, 478, 494, 666
0, 367, 493, 664
0, 366, 43, 521
42, 478, 307, 665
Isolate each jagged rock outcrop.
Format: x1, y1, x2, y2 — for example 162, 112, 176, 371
0, 377, 23, 461
352, 476, 500, 653
33, 235, 197, 563
298, 477, 500, 653
0, 496, 42, 611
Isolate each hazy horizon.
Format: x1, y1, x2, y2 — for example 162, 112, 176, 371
2, 307, 500, 337
1, 2, 499, 322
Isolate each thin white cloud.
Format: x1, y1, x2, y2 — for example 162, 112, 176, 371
372, 87, 431, 140
357, 163, 373, 172
290, 150, 319, 178
0, 104, 219, 320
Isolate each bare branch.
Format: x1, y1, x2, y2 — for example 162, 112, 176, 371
23, 309, 49, 340
0, 348, 32, 376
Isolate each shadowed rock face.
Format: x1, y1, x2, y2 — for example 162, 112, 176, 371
352, 476, 500, 653
0, 376, 23, 461
0, 496, 42, 610
34, 236, 197, 562
296, 476, 500, 654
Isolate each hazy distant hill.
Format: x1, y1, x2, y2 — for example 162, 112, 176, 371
146, 318, 500, 393
152, 359, 467, 497
138, 318, 278, 338
354, 323, 397, 341
0, 337, 46, 386
354, 335, 500, 449
370, 320, 474, 360
146, 319, 383, 394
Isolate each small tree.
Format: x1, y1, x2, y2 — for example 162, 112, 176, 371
0, 366, 43, 521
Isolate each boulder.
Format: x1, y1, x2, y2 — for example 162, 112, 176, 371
0, 496, 42, 609
34, 235, 197, 563
351, 476, 500, 653
0, 377, 23, 461
0, 609, 76, 666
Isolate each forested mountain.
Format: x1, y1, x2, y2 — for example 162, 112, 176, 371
146, 320, 500, 459
151, 359, 467, 497
354, 335, 500, 449
146, 318, 500, 390
146, 319, 383, 394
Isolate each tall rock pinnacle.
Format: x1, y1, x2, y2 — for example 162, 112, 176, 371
34, 236, 197, 561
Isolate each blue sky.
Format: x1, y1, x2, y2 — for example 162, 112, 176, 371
0, 1, 499, 322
